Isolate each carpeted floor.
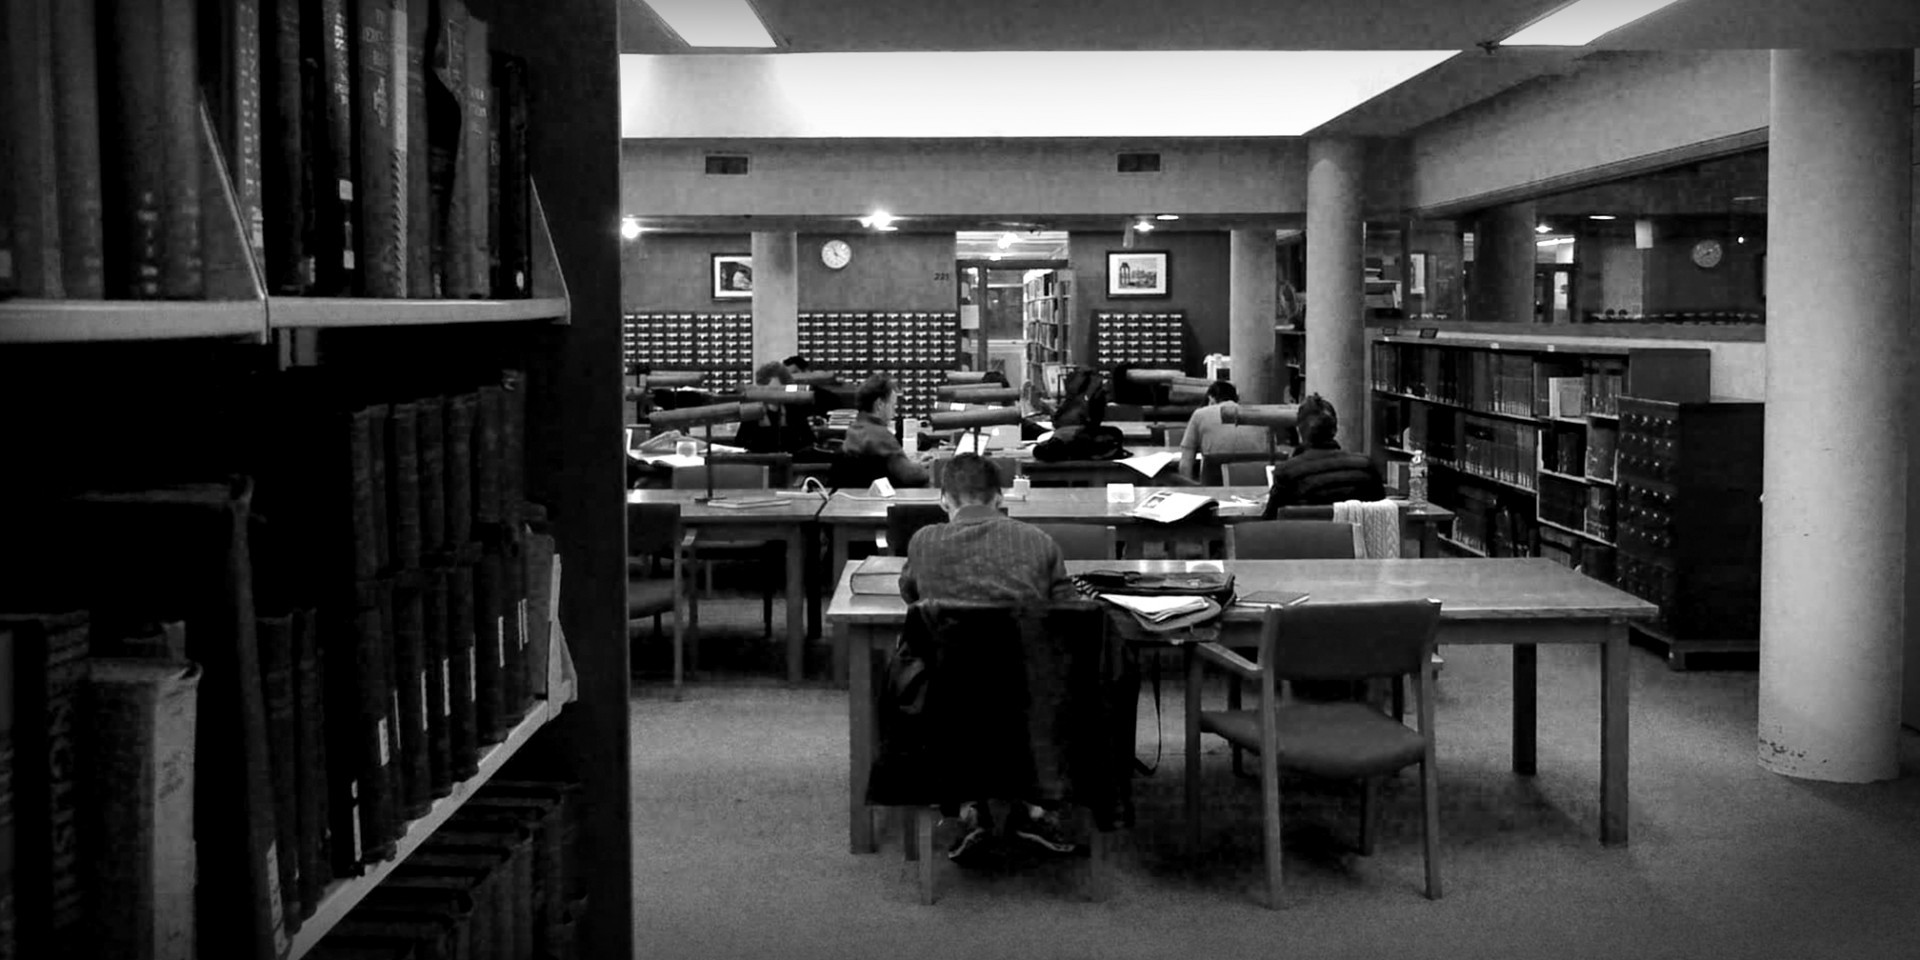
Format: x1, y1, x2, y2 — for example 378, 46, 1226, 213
630, 588, 1920, 960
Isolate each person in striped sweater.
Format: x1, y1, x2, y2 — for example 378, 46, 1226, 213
898, 454, 1079, 862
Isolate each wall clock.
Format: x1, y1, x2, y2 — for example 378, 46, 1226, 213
821, 239, 852, 270
1691, 238, 1725, 270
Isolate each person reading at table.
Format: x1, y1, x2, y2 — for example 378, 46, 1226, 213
898, 454, 1078, 862
841, 375, 931, 488
1179, 380, 1275, 481
736, 361, 817, 455
1260, 393, 1386, 517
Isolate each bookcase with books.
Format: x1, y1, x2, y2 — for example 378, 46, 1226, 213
1021, 270, 1071, 395
0, 2, 630, 959
1369, 336, 1712, 601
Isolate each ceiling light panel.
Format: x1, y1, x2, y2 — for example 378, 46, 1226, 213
622, 51, 1457, 138
1502, 0, 1685, 46
641, 0, 776, 48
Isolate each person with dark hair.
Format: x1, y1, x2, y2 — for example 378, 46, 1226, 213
1178, 379, 1274, 480
897, 453, 1077, 863
840, 375, 930, 488
1260, 393, 1386, 516
783, 354, 812, 375
736, 361, 816, 455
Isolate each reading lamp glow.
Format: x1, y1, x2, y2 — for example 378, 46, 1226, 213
641, 0, 775, 48
1502, 0, 1685, 46
620, 217, 642, 240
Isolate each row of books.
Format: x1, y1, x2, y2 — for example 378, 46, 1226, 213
1539, 474, 1615, 543
1539, 526, 1616, 583
0, 0, 533, 302
1448, 485, 1537, 559
1380, 401, 1540, 493
310, 779, 587, 960
1371, 343, 1637, 423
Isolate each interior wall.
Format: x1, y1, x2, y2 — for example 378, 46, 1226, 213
1644, 229, 1767, 314
621, 233, 751, 313
795, 232, 955, 311
1068, 231, 1232, 373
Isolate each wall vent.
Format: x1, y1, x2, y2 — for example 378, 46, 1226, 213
1116, 152, 1162, 174
704, 154, 750, 175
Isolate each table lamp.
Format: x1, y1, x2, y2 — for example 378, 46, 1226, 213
933, 384, 1019, 404
647, 371, 706, 388
945, 370, 993, 384
928, 404, 1023, 456
790, 370, 839, 386
1220, 403, 1300, 462
647, 401, 767, 502
1123, 368, 1184, 384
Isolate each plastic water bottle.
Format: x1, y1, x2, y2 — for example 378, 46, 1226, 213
1409, 450, 1429, 504
902, 419, 919, 456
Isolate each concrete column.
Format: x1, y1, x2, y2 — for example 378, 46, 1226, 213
1760, 50, 1913, 782
1306, 138, 1366, 449
1469, 201, 1538, 323
1229, 228, 1279, 403
750, 231, 798, 367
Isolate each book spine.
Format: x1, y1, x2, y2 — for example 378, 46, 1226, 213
417, 398, 448, 560
157, 0, 203, 298
291, 608, 331, 916
422, 567, 452, 798
0, 5, 14, 301
474, 384, 504, 528
493, 51, 529, 297
82, 660, 200, 960
403, 0, 433, 297
354, 0, 403, 296
498, 536, 528, 724
392, 578, 431, 820
444, 393, 476, 548
366, 404, 393, 574
354, 582, 399, 863
0, 626, 16, 960
265, 0, 311, 293
432, 0, 471, 298
463, 15, 490, 297
1, 613, 89, 957
387, 401, 423, 571
445, 563, 479, 779
49, 0, 104, 298
9, 0, 65, 297
473, 549, 504, 744
322, 604, 367, 878
256, 615, 303, 935
500, 370, 526, 525
523, 531, 554, 701
312, 0, 358, 294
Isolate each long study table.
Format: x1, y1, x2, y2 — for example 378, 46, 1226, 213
826, 557, 1656, 853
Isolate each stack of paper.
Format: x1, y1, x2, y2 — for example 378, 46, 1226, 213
1130, 491, 1217, 523
1100, 593, 1212, 623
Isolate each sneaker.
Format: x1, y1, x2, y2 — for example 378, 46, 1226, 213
1012, 805, 1079, 856
946, 802, 992, 864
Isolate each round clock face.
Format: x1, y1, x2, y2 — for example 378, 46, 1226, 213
821, 240, 852, 270
1691, 239, 1724, 269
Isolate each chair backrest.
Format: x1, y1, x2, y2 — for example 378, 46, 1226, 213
1035, 524, 1117, 561
1200, 450, 1276, 487
1160, 424, 1187, 448
1226, 519, 1358, 559
1272, 504, 1335, 520
1257, 599, 1442, 681
885, 503, 950, 556
706, 453, 793, 489
671, 463, 770, 490
829, 452, 890, 491
627, 501, 682, 556
1222, 461, 1271, 488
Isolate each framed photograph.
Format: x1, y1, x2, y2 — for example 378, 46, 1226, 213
1106, 250, 1170, 298
711, 254, 753, 300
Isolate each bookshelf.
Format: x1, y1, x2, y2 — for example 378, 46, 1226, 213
1021, 270, 1071, 394
0, 2, 631, 958
1369, 335, 1712, 594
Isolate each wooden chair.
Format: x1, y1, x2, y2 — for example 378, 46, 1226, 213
1158, 424, 1188, 448
882, 503, 949, 556
1200, 451, 1277, 487
1185, 599, 1443, 908
1034, 524, 1119, 561
1225, 519, 1361, 561
671, 463, 778, 637
627, 502, 699, 696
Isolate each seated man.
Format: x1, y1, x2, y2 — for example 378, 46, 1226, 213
735, 361, 817, 456
898, 454, 1078, 862
1260, 393, 1386, 517
840, 375, 931, 489
1179, 380, 1274, 481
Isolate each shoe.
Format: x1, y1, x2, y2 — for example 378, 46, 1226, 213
1012, 805, 1079, 856
947, 802, 992, 864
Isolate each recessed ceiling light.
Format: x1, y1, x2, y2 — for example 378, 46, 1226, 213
858, 210, 898, 230
1535, 224, 1553, 234
620, 217, 642, 240
1588, 215, 1617, 221
640, 0, 776, 48
1134, 220, 1156, 233
1502, 0, 1686, 47
1155, 214, 1180, 221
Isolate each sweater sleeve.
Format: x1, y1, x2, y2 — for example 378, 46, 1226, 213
1045, 543, 1076, 602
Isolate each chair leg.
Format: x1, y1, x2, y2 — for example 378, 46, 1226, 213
1184, 648, 1204, 860
1358, 776, 1380, 856
917, 807, 938, 904
1260, 737, 1285, 911
671, 599, 685, 701
1084, 827, 1111, 902
1393, 675, 1407, 724
1228, 675, 1244, 777
1420, 760, 1443, 900
686, 590, 701, 675
902, 808, 918, 862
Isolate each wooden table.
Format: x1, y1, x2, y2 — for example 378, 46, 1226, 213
627, 489, 829, 683
826, 558, 1656, 854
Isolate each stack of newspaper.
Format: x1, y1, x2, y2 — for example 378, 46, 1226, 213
1098, 593, 1213, 623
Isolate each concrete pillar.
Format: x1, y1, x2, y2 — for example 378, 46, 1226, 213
750, 231, 798, 367
1469, 201, 1538, 323
1229, 228, 1279, 403
1760, 50, 1913, 782
1305, 138, 1366, 449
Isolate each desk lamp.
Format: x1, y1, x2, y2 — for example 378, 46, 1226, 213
928, 404, 1023, 456
647, 401, 767, 503
1220, 403, 1300, 463
790, 370, 839, 386
647, 371, 706, 389
945, 370, 993, 384
933, 384, 1019, 404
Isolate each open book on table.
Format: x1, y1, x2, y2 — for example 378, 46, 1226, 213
1129, 490, 1217, 524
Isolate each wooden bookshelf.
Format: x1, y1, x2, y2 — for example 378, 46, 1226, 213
0, 298, 268, 343
1021, 270, 1072, 393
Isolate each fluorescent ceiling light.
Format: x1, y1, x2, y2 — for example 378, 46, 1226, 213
1502, 0, 1685, 46
1155, 214, 1180, 221
1537, 237, 1575, 247
640, 0, 775, 48
997, 232, 1018, 249
1588, 215, 1617, 221
622, 51, 1458, 138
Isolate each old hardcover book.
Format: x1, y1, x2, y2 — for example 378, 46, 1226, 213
452, 800, 562, 956
429, 0, 471, 298
203, 0, 266, 284
444, 562, 479, 779
426, 828, 532, 960
354, 886, 474, 960
366, 404, 393, 574
329, 916, 457, 960
444, 394, 477, 548
263, 0, 313, 292
333, 582, 397, 866
309, 0, 358, 295
387, 401, 424, 571
0, 611, 89, 958
491, 51, 529, 298
499, 371, 526, 526
7, 0, 65, 298
157, 0, 203, 298
521, 526, 554, 701
402, 0, 432, 297
480, 781, 585, 904
0, 625, 15, 960
353, 0, 404, 296
421, 567, 452, 798
500, 535, 528, 723
0, 0, 14, 300
380, 872, 493, 960
472, 549, 504, 744
417, 398, 448, 560
391, 577, 432, 819
256, 614, 303, 932
82, 658, 201, 960
291, 607, 333, 914
395, 849, 511, 960
461, 14, 490, 297
473, 385, 504, 528
50, 0, 104, 298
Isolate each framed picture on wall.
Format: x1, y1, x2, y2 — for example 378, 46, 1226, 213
1107, 251, 1170, 298
712, 254, 753, 300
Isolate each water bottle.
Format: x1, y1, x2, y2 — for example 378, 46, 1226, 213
902, 419, 919, 456
1409, 450, 1429, 504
